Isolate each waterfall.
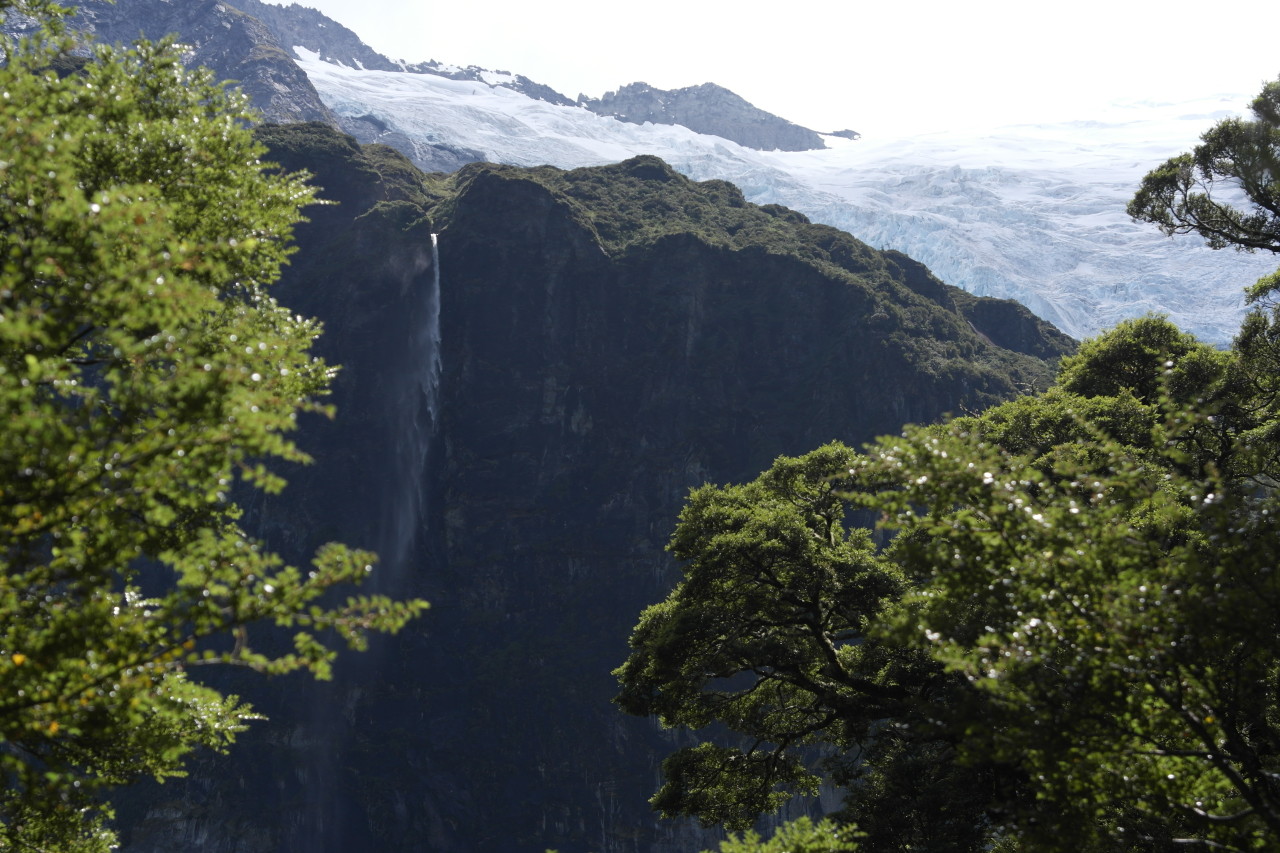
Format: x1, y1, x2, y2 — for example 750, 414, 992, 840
382, 231, 442, 585
301, 230, 443, 853
427, 233, 442, 430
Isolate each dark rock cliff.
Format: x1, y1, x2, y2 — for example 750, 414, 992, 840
63, 0, 555, 171
580, 82, 828, 152
66, 0, 338, 125
115, 126, 1072, 852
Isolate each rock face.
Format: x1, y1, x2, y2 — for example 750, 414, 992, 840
231, 0, 399, 71
68, 0, 563, 170
112, 125, 1071, 853
580, 82, 827, 151
335, 113, 488, 174
66, 0, 337, 125
232, 0, 575, 106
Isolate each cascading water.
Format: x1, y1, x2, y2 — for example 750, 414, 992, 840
301, 230, 443, 852
428, 234, 442, 426
382, 232, 443, 585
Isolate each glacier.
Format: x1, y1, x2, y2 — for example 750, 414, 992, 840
296, 50, 1277, 345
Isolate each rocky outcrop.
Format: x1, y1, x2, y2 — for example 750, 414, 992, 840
231, 0, 399, 71
336, 114, 487, 173
881, 249, 1075, 361
395, 60, 575, 106
66, 0, 338, 125
111, 128, 1071, 853
231, 0, 575, 106
43, 0, 831, 163
580, 81, 827, 151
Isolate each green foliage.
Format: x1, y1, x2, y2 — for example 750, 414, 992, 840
255, 122, 453, 212
618, 309, 1280, 849
1128, 77, 1280, 301
614, 444, 908, 829
0, 2, 425, 847
709, 817, 861, 853
1056, 314, 1228, 404
614, 445, 1009, 847
856, 388, 1280, 850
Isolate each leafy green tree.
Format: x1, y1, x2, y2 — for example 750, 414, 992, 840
623, 73, 1280, 849
617, 313, 1280, 850
0, 2, 425, 849
708, 817, 861, 853
1128, 77, 1280, 300
614, 444, 905, 828
1055, 314, 1228, 404
858, 382, 1280, 850
614, 444, 1024, 850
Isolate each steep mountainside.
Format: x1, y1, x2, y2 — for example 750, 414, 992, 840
114, 124, 1070, 853
59, 0, 828, 159
66, 0, 337, 125
579, 81, 828, 151
40, 0, 1274, 343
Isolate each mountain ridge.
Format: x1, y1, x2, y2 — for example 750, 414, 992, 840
175, 0, 830, 155
14, 1, 1271, 340
230, 0, 578, 106
578, 81, 830, 151
63, 0, 337, 125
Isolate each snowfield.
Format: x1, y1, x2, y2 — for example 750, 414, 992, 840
297, 52, 1277, 345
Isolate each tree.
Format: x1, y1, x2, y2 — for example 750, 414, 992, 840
614, 444, 907, 828
621, 73, 1280, 849
856, 343, 1280, 851
614, 444, 1026, 850
617, 312, 1280, 851
708, 817, 861, 853
0, 3, 425, 849
1128, 77, 1280, 301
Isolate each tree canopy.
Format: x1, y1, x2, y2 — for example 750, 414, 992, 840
855, 317, 1280, 850
0, 2, 424, 849
1129, 77, 1280, 301
622, 77, 1280, 853
621, 312, 1280, 852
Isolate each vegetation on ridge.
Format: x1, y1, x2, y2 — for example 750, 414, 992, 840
253, 121, 1073, 409
437, 155, 1072, 415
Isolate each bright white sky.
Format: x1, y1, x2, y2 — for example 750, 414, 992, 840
263, 0, 1279, 136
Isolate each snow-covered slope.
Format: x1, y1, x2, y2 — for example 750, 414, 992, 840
297, 52, 1277, 345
